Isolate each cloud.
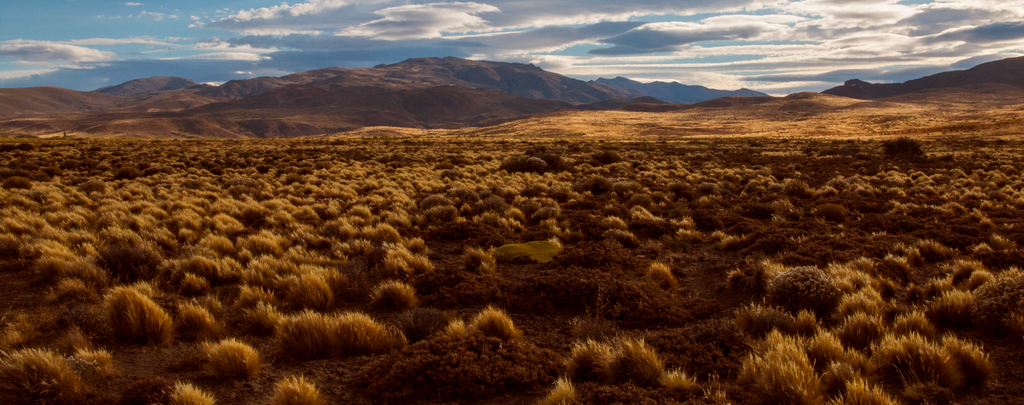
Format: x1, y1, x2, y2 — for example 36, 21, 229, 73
135, 11, 165, 21
126, 2, 143, 5
590, 15, 802, 55
342, 2, 500, 40
185, 52, 270, 61
0, 40, 115, 62
63, 37, 176, 46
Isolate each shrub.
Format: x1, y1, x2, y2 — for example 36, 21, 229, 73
815, 204, 848, 223
738, 331, 822, 405
176, 302, 221, 341
2, 176, 32, 190
271, 376, 323, 405
105, 285, 173, 344
766, 266, 841, 316
114, 166, 143, 180
926, 290, 974, 329
647, 262, 677, 291
869, 333, 962, 390
462, 247, 496, 274
468, 306, 522, 341
837, 313, 886, 351
396, 307, 450, 343
201, 338, 261, 380
606, 338, 665, 387
574, 175, 614, 195
971, 269, 1024, 334
169, 382, 215, 405
0, 348, 83, 405
566, 340, 612, 384
97, 240, 163, 283
356, 333, 560, 400
494, 240, 561, 264
939, 335, 991, 388
881, 137, 925, 160
275, 311, 406, 360
370, 280, 418, 311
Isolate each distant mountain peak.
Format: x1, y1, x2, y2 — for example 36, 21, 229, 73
95, 76, 200, 97
594, 77, 768, 104
823, 56, 1024, 100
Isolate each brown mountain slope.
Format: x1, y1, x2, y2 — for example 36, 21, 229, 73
195, 57, 643, 103
823, 56, 1024, 99
0, 87, 127, 119
94, 76, 201, 97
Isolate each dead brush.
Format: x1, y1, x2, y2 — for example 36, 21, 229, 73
606, 338, 665, 387
370, 280, 418, 311
468, 306, 522, 341
462, 247, 496, 274
0, 348, 83, 404
275, 310, 406, 360
646, 262, 677, 291
971, 268, 1024, 334
105, 285, 174, 344
272, 376, 324, 405
201, 338, 262, 380
739, 330, 822, 405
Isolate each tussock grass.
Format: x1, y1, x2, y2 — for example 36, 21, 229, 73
735, 303, 794, 338
939, 335, 991, 388
536, 378, 576, 405
370, 280, 418, 311
169, 381, 216, 405
647, 262, 677, 291
892, 311, 937, 341
0, 348, 83, 404
271, 376, 323, 405
284, 272, 334, 311
235, 285, 277, 309
176, 302, 222, 341
606, 338, 665, 387
105, 285, 173, 344
837, 312, 886, 351
396, 307, 450, 343
869, 332, 962, 390
835, 378, 900, 405
71, 348, 116, 378
566, 339, 611, 383
661, 369, 698, 392
468, 306, 522, 341
201, 338, 261, 380
241, 302, 283, 336
926, 289, 975, 329
275, 310, 406, 360
739, 330, 822, 405
462, 247, 496, 274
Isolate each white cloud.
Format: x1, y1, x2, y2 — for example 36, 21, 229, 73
126, 2, 143, 6
0, 40, 115, 62
342, 2, 500, 39
135, 11, 165, 21
63, 37, 174, 46
187, 52, 270, 61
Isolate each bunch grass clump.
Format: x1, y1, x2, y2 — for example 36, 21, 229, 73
370, 280, 418, 312
275, 310, 406, 360
201, 338, 262, 380
468, 306, 523, 341
738, 331, 822, 405
105, 285, 174, 344
869, 332, 962, 390
169, 381, 216, 405
606, 338, 665, 387
462, 247, 496, 274
271, 376, 323, 405
0, 348, 83, 405
647, 262, 677, 291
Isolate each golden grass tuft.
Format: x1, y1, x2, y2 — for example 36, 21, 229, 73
892, 311, 938, 341
804, 330, 852, 373
939, 335, 991, 388
176, 302, 222, 341
370, 280, 418, 311
820, 361, 860, 399
178, 273, 211, 296
791, 310, 819, 337
834, 378, 900, 405
735, 303, 794, 338
241, 302, 284, 336
835, 289, 885, 319
275, 310, 406, 360
170, 381, 216, 405
566, 339, 612, 383
0, 348, 83, 404
837, 312, 886, 351
926, 289, 975, 329
869, 332, 962, 390
284, 273, 334, 311
606, 338, 665, 387
468, 306, 522, 341
462, 247, 496, 274
739, 330, 822, 405
235, 285, 277, 309
536, 378, 577, 405
201, 338, 262, 380
271, 376, 324, 405
647, 262, 678, 291
661, 369, 699, 392
105, 285, 173, 344
1007, 312, 1024, 342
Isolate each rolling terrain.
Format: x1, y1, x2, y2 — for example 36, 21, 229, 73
823, 56, 1024, 100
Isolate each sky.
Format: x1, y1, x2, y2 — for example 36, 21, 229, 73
1, 0, 1022, 95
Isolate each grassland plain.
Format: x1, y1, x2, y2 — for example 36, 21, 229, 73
0, 135, 1022, 405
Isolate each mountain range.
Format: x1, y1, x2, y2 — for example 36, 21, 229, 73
823, 56, 1024, 99
595, 77, 768, 103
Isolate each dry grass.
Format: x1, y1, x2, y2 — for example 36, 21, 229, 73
201, 338, 262, 380
835, 378, 900, 405
177, 302, 222, 341
536, 378, 577, 405
837, 312, 886, 351
739, 331, 822, 405
646, 262, 677, 291
869, 332, 962, 390
606, 338, 665, 387
735, 303, 794, 338
463, 247, 497, 274
169, 381, 216, 405
370, 280, 419, 311
271, 376, 324, 405
892, 311, 938, 341
105, 285, 174, 344
565, 339, 611, 383
241, 302, 284, 336
0, 348, 83, 404
926, 289, 975, 329
468, 306, 523, 341
940, 335, 991, 388
275, 310, 407, 360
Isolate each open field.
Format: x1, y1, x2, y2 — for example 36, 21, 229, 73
1, 134, 1023, 405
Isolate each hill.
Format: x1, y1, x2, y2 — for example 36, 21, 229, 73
95, 77, 201, 97
595, 77, 768, 103
0, 87, 127, 119
823, 56, 1024, 99
196, 57, 644, 103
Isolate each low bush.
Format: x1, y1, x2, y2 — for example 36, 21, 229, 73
271, 376, 323, 405
815, 204, 848, 223
2, 176, 32, 190
766, 266, 842, 316
395, 307, 450, 343
735, 303, 794, 338
105, 285, 173, 344
356, 333, 561, 400
201, 339, 261, 380
113, 166, 143, 180
971, 269, 1024, 334
881, 137, 925, 160
0, 348, 83, 405
97, 240, 163, 283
